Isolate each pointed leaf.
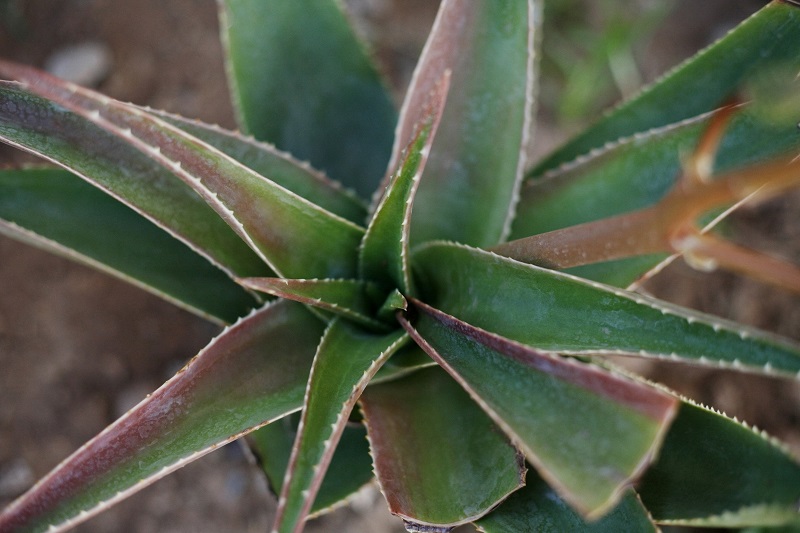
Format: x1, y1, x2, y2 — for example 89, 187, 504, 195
401, 302, 677, 516
359, 74, 448, 294
273, 320, 407, 533
0, 166, 255, 323
247, 417, 374, 517
147, 108, 368, 224
639, 401, 800, 527
0, 63, 365, 278
531, 0, 800, 176
240, 277, 385, 330
476, 476, 657, 533
0, 301, 324, 532
0, 80, 266, 279
360, 366, 525, 529
413, 243, 800, 377
219, 0, 396, 198
370, 344, 438, 385
396, 0, 538, 247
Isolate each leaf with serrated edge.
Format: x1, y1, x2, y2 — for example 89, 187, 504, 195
389, 0, 538, 247
359, 72, 449, 294
145, 107, 368, 224
0, 80, 266, 280
0, 62, 365, 279
360, 366, 525, 529
0, 166, 256, 323
272, 320, 407, 533
476, 475, 657, 533
413, 243, 800, 377
240, 277, 385, 330
530, 0, 800, 177
639, 400, 800, 527
219, 0, 396, 198
0, 301, 324, 533
400, 301, 677, 517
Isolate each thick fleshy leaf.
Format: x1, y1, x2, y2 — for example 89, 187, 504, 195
0, 63, 365, 278
531, 0, 800, 176
370, 344, 438, 385
146, 108, 368, 224
401, 302, 677, 516
0, 301, 324, 532
360, 366, 525, 529
360, 74, 448, 294
247, 416, 374, 517
273, 320, 407, 533
219, 0, 396, 198
413, 243, 800, 377
639, 401, 800, 527
395, 0, 538, 247
239, 277, 385, 330
0, 166, 255, 323
0, 80, 266, 280
476, 476, 657, 533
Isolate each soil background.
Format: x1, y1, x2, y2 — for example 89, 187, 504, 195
0, 1, 797, 532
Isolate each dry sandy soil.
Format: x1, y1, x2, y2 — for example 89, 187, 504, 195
0, 1, 797, 532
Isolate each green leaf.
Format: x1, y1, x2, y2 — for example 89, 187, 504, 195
413, 243, 800, 377
476, 476, 657, 533
0, 301, 324, 532
239, 277, 386, 330
638, 401, 800, 527
402, 301, 677, 517
530, 0, 800, 176
397, 0, 539, 247
247, 416, 374, 517
0, 79, 266, 280
147, 108, 368, 224
219, 0, 396, 198
0, 166, 256, 323
359, 75, 448, 294
273, 320, 407, 533
0, 64, 366, 278
360, 366, 525, 529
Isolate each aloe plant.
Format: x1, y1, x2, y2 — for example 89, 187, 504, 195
1, 1, 799, 532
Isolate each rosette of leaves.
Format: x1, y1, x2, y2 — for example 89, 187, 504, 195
1, 1, 800, 532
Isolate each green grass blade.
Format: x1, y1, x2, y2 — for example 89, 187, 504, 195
413, 243, 800, 377
0, 301, 324, 533
0, 166, 256, 323
360, 366, 525, 529
530, 1, 800, 177
402, 302, 677, 517
398, 0, 539, 247
0, 80, 266, 280
219, 0, 396, 198
272, 320, 407, 533
476, 477, 657, 533
639, 401, 800, 528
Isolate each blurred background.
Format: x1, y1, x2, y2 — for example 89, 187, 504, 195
0, 1, 796, 531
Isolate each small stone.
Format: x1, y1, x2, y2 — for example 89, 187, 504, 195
44, 42, 113, 87
0, 458, 34, 498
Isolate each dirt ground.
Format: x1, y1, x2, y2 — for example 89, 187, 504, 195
0, 1, 797, 532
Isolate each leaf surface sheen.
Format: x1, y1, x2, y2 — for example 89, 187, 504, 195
401, 302, 677, 517
413, 243, 800, 377
360, 366, 525, 529
272, 320, 408, 533
0, 301, 324, 533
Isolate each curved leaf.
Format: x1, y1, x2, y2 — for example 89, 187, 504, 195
413, 243, 800, 377
360, 366, 525, 529
0, 166, 255, 323
219, 0, 396, 198
396, 0, 539, 247
531, 0, 800, 176
0, 301, 325, 533
401, 302, 676, 516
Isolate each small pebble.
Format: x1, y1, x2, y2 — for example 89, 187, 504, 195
44, 42, 113, 87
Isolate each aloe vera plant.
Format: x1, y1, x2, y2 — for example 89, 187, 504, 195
1, 1, 800, 532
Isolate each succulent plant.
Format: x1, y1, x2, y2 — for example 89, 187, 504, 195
1, 1, 800, 532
